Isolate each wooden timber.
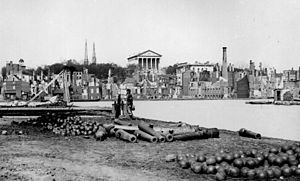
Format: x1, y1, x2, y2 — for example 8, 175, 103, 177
0, 106, 112, 117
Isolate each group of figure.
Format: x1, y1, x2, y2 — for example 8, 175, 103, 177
114, 89, 134, 119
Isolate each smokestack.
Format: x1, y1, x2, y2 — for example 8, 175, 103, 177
222, 47, 227, 64
222, 47, 228, 80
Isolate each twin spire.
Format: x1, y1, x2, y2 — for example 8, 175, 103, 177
84, 40, 97, 65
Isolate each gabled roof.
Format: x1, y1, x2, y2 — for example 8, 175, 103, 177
127, 50, 162, 60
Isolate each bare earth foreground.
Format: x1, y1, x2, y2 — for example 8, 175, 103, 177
0, 117, 299, 181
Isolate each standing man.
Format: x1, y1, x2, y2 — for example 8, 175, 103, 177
126, 89, 134, 119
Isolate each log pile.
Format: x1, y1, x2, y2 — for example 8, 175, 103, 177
166, 144, 300, 180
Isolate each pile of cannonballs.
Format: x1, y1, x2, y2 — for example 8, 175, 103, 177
20, 114, 102, 137
166, 144, 300, 180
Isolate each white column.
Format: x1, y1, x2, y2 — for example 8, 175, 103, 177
141, 59, 143, 70
146, 58, 148, 70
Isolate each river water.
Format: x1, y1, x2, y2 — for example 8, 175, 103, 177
74, 100, 300, 141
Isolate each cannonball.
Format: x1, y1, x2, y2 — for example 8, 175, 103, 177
290, 165, 297, 174
206, 157, 217, 165
241, 167, 249, 177
257, 170, 267, 180
247, 169, 256, 179
288, 156, 298, 166
295, 168, 300, 176
272, 167, 282, 178
270, 147, 279, 154
268, 155, 276, 165
201, 163, 208, 173
188, 157, 197, 165
286, 150, 294, 155
281, 145, 292, 153
245, 150, 252, 157
263, 151, 269, 158
220, 161, 229, 168
191, 163, 202, 173
266, 169, 275, 179
224, 154, 234, 163
274, 157, 284, 167
233, 152, 241, 159
251, 149, 258, 157
233, 158, 244, 168
281, 155, 289, 163
228, 167, 240, 177
165, 154, 176, 162
256, 155, 265, 165
215, 171, 227, 181
281, 166, 292, 177
178, 160, 190, 169
294, 147, 300, 154
215, 155, 223, 163
196, 155, 206, 162
246, 159, 256, 169
207, 165, 217, 174
177, 154, 186, 162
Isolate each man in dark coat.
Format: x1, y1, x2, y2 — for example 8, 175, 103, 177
126, 89, 134, 119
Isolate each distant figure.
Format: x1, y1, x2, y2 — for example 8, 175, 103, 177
115, 94, 122, 118
126, 89, 134, 119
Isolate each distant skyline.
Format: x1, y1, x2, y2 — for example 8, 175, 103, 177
1, 0, 300, 71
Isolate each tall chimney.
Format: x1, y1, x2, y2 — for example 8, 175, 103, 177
222, 47, 228, 80
223, 47, 227, 64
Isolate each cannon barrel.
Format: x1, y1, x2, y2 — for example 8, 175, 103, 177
162, 133, 174, 142
115, 129, 137, 143
134, 130, 158, 143
173, 131, 206, 141
94, 126, 107, 141
238, 128, 261, 139
138, 122, 165, 142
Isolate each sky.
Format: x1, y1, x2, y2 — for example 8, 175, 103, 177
0, 0, 300, 71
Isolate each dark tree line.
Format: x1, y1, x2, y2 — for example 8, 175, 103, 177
165, 64, 178, 75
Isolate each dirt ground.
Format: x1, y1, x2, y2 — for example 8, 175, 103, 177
0, 116, 299, 181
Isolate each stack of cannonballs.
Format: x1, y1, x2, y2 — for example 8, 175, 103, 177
21, 114, 103, 137
166, 144, 300, 180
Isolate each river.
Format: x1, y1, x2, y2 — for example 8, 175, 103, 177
74, 100, 300, 141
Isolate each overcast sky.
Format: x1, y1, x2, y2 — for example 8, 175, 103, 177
0, 0, 300, 71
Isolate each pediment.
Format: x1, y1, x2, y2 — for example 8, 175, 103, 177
128, 50, 162, 60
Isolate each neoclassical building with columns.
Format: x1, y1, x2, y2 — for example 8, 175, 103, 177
127, 50, 162, 73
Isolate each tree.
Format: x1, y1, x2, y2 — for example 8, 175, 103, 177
1, 67, 6, 79
166, 64, 178, 75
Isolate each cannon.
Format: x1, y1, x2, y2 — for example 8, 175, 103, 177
115, 129, 137, 143
134, 130, 158, 143
238, 128, 261, 139
162, 132, 174, 142
138, 122, 165, 142
173, 131, 206, 141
